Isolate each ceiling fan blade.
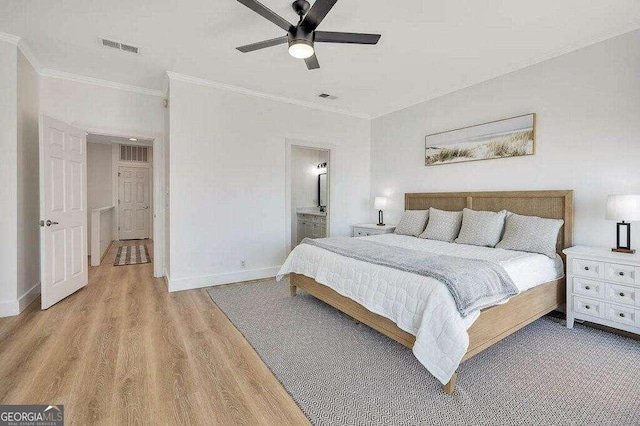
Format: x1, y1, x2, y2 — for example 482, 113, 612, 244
300, 0, 338, 32
305, 53, 320, 70
236, 36, 288, 53
236, 0, 294, 32
315, 31, 381, 44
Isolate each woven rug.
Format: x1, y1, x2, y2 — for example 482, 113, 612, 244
207, 278, 640, 426
113, 244, 151, 266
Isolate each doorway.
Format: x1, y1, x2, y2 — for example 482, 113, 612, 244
118, 166, 151, 240
288, 144, 331, 251
39, 115, 165, 310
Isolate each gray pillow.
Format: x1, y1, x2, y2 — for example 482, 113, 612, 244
495, 212, 564, 258
419, 208, 463, 242
394, 210, 429, 237
455, 208, 507, 247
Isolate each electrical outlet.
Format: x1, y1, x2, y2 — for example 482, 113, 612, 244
241, 260, 246, 269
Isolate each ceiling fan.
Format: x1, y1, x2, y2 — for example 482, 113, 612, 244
236, 0, 381, 70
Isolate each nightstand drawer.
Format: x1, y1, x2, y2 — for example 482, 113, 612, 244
607, 304, 636, 327
572, 278, 604, 298
573, 296, 603, 318
354, 229, 371, 237
604, 262, 636, 284
573, 259, 603, 279
606, 283, 637, 306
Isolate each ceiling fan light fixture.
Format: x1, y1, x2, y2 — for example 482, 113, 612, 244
288, 40, 314, 59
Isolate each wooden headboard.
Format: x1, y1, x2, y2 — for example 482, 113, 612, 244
405, 190, 574, 256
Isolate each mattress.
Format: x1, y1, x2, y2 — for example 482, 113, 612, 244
277, 233, 563, 385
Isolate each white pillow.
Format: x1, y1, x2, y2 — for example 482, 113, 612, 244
419, 208, 463, 242
495, 212, 564, 258
394, 210, 429, 237
455, 208, 507, 247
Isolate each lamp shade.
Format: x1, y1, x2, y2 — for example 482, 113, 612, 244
606, 195, 640, 221
374, 197, 387, 210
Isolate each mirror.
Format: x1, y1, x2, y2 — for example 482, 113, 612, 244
318, 173, 327, 207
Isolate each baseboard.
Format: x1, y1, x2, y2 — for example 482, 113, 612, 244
18, 282, 41, 312
168, 266, 281, 292
0, 300, 19, 318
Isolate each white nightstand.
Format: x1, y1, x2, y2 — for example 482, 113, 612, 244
352, 224, 396, 237
563, 246, 640, 335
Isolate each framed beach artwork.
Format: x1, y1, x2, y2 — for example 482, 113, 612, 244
425, 113, 536, 166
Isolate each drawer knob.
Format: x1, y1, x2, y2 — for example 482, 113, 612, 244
619, 272, 625, 276
619, 313, 626, 318
585, 305, 590, 309
585, 286, 591, 290
619, 292, 625, 297
584, 266, 590, 271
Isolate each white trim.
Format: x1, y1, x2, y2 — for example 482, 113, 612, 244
167, 266, 281, 292
17, 40, 42, 73
18, 282, 41, 312
166, 71, 371, 120
40, 69, 164, 97
0, 32, 20, 45
0, 300, 19, 318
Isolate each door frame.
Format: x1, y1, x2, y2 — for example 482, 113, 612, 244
284, 138, 335, 256
116, 163, 153, 241
81, 124, 165, 279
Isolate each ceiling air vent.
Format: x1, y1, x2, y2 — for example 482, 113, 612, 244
318, 93, 338, 100
100, 37, 140, 54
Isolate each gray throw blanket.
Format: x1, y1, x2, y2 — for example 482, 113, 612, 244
301, 237, 518, 317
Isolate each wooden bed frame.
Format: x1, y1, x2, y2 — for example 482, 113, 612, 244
289, 190, 573, 394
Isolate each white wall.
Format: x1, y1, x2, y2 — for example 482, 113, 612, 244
87, 142, 112, 250
371, 29, 640, 250
290, 146, 328, 246
168, 77, 370, 290
40, 77, 164, 136
16, 50, 40, 309
0, 40, 18, 315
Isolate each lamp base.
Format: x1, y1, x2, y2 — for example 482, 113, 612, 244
612, 247, 636, 254
376, 223, 386, 227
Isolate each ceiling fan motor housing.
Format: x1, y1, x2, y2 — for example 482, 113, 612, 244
288, 26, 314, 50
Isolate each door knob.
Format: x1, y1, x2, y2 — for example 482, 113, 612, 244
143, 206, 150, 209
45, 220, 59, 227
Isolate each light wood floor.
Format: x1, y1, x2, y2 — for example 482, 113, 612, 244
0, 241, 309, 425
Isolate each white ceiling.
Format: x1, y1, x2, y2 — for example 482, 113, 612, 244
2, 0, 640, 117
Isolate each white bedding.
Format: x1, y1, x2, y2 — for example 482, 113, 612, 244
277, 233, 563, 385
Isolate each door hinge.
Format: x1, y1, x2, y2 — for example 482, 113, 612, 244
118, 199, 120, 204
118, 172, 121, 177
118, 226, 120, 231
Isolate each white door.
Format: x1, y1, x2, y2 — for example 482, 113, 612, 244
118, 166, 150, 240
39, 116, 88, 309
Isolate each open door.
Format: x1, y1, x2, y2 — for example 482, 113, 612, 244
39, 116, 88, 309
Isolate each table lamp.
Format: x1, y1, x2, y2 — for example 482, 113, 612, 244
374, 197, 387, 226
606, 194, 640, 254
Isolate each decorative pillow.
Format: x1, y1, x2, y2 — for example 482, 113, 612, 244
455, 208, 507, 247
495, 213, 564, 258
419, 208, 463, 242
394, 210, 429, 237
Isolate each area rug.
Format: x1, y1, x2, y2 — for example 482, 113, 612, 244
113, 244, 151, 266
207, 278, 640, 425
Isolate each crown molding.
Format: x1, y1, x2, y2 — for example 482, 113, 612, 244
370, 24, 640, 119
40, 69, 165, 97
0, 32, 20, 45
166, 71, 370, 120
